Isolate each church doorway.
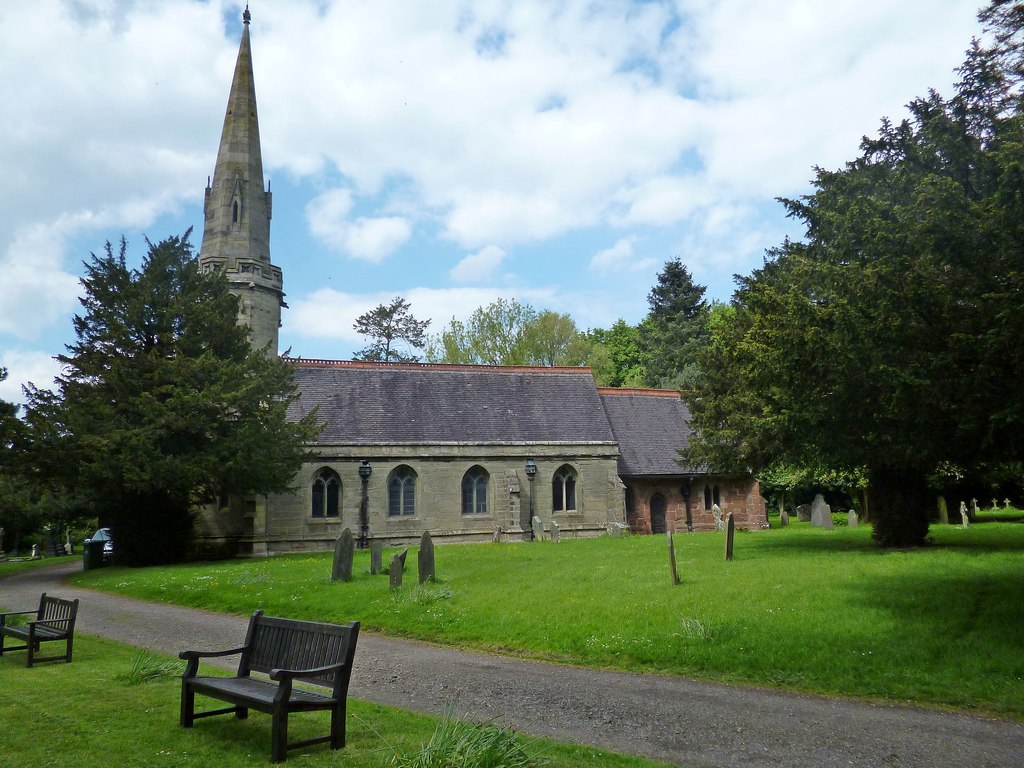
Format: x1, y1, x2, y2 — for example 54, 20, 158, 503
650, 493, 667, 534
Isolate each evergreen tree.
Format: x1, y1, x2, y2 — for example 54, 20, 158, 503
639, 258, 709, 390
353, 297, 430, 363
22, 234, 320, 565
686, 25, 1024, 547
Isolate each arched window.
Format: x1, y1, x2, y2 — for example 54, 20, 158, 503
552, 465, 578, 512
388, 466, 416, 517
311, 468, 341, 518
461, 466, 489, 515
704, 485, 712, 511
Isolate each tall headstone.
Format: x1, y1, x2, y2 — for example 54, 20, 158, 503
531, 515, 544, 541
418, 531, 435, 584
667, 532, 681, 586
370, 539, 383, 575
331, 528, 354, 582
724, 514, 735, 561
847, 509, 858, 528
810, 494, 832, 528
779, 508, 789, 526
550, 520, 560, 542
389, 553, 404, 591
937, 496, 949, 525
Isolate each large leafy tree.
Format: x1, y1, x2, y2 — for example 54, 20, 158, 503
22, 234, 320, 565
639, 258, 710, 390
584, 320, 648, 387
352, 296, 430, 363
686, 23, 1024, 547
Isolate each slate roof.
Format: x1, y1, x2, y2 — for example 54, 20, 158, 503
288, 360, 618, 445
598, 388, 702, 476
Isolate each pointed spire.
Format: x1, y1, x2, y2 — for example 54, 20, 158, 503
199, 8, 283, 356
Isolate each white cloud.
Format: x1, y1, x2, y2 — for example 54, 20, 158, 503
450, 245, 507, 284
0, 349, 63, 406
590, 237, 636, 272
305, 189, 411, 262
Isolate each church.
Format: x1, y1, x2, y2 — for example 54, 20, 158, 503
192, 10, 766, 556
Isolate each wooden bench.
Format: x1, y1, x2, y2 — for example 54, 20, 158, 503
179, 611, 360, 763
0, 592, 79, 667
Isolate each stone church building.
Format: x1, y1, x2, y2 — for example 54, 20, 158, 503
193, 11, 766, 556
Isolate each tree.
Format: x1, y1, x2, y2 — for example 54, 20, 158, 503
685, 27, 1024, 547
523, 310, 590, 366
639, 258, 710, 390
583, 320, 648, 387
22, 234, 320, 565
353, 297, 430, 363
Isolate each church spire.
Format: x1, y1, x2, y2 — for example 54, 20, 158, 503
199, 7, 283, 356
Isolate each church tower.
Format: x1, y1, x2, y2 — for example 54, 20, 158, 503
199, 6, 283, 355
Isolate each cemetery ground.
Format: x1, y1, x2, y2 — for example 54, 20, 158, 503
1, 515, 1022, 767
70, 515, 1024, 717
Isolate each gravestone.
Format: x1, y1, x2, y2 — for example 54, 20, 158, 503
711, 503, 724, 531
779, 508, 789, 526
796, 504, 812, 522
531, 515, 544, 541
331, 528, 354, 582
847, 510, 858, 528
810, 494, 832, 528
971, 498, 979, 518
959, 501, 970, 528
64, 530, 74, 555
724, 514, 735, 561
550, 521, 560, 543
937, 496, 949, 525
370, 539, 383, 575
492, 525, 502, 543
667, 532, 681, 586
389, 553, 404, 591
31, 544, 40, 559
1005, 498, 1012, 509
992, 498, 999, 510
418, 531, 435, 584
609, 522, 625, 538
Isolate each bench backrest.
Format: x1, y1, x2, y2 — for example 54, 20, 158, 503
238, 612, 359, 691
36, 593, 79, 633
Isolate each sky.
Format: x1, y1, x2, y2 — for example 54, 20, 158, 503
0, 0, 987, 403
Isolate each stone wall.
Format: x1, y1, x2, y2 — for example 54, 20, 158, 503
215, 442, 625, 554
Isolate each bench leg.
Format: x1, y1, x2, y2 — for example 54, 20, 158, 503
271, 708, 289, 763
180, 684, 195, 728
235, 706, 249, 720
330, 703, 345, 749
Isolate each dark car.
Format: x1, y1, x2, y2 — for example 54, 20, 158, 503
85, 527, 113, 556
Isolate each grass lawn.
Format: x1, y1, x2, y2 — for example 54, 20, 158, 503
0, 636, 670, 768
0, 554, 80, 579
71, 520, 1024, 719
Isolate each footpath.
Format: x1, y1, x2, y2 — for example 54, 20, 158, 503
2, 560, 1022, 768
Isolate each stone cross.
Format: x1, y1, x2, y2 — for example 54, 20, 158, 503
1005, 498, 1012, 509
711, 503, 724, 531
667, 531, 681, 586
550, 520, 560, 543
331, 528, 354, 582
959, 501, 970, 528
847, 510, 858, 528
370, 539, 383, 575
971, 498, 979, 516
992, 498, 999, 510
418, 530, 435, 584
531, 515, 544, 541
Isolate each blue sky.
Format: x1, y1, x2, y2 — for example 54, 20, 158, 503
0, 0, 984, 402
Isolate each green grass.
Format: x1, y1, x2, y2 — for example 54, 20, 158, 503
0, 553, 80, 578
72, 521, 1024, 718
0, 636, 669, 768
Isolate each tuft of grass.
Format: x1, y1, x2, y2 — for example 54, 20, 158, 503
389, 709, 539, 768
118, 649, 181, 685
393, 583, 455, 605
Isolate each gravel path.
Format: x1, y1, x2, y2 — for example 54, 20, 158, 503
3, 561, 1022, 767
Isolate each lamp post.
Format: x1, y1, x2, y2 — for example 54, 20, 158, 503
524, 458, 537, 541
358, 460, 371, 549
681, 477, 693, 532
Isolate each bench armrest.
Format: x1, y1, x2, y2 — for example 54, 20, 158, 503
179, 646, 248, 678
0, 610, 38, 621
268, 660, 346, 682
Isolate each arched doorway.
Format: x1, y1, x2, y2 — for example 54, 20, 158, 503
650, 493, 667, 534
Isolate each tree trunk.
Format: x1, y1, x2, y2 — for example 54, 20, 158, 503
869, 466, 930, 547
